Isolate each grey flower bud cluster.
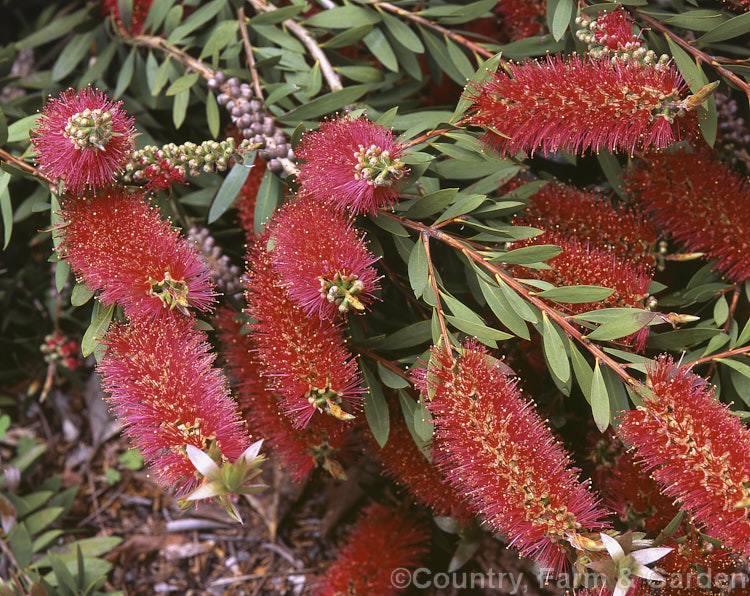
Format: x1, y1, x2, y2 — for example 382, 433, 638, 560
716, 92, 750, 172
187, 226, 243, 298
209, 72, 293, 174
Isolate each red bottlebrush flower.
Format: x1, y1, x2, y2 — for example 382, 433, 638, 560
468, 55, 694, 156
587, 433, 679, 536
32, 88, 135, 194
418, 340, 610, 574
214, 307, 349, 482
296, 116, 408, 215
516, 182, 657, 265
366, 403, 472, 521
98, 317, 251, 497
647, 533, 743, 596
509, 232, 653, 350
495, 0, 546, 41
315, 502, 429, 596
269, 195, 380, 320
625, 148, 750, 282
617, 356, 750, 558
244, 235, 363, 429
58, 186, 215, 321
577, 7, 641, 56
101, 0, 153, 35
235, 154, 267, 244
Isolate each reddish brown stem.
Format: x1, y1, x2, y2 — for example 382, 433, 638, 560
423, 232, 454, 357
382, 211, 647, 393
238, 7, 264, 99
355, 346, 412, 383
691, 345, 750, 368
0, 148, 57, 192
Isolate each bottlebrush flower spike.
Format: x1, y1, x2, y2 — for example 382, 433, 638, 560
496, 0, 546, 42
101, 0, 154, 35
57, 186, 215, 320
418, 340, 611, 574
516, 182, 657, 265
98, 316, 251, 497
315, 502, 429, 596
625, 147, 750, 282
617, 356, 750, 557
296, 116, 408, 215
32, 88, 135, 194
244, 234, 363, 429
366, 404, 472, 521
269, 195, 380, 320
509, 232, 653, 350
235, 154, 267, 244
214, 307, 349, 482
467, 54, 697, 156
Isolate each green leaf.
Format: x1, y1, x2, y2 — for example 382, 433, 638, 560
413, 398, 433, 442
320, 24, 374, 48
7, 114, 40, 144
81, 301, 115, 358
380, 11, 423, 52
735, 317, 750, 347
172, 88, 190, 129
369, 213, 409, 237
476, 273, 530, 339
569, 339, 594, 404
166, 72, 200, 96
419, 27, 467, 85
208, 160, 253, 224
114, 49, 136, 99
55, 259, 70, 293
591, 360, 610, 432
498, 279, 538, 323
361, 363, 389, 447
445, 38, 474, 80
435, 194, 486, 224
249, 3, 307, 25
595, 150, 625, 198
0, 172, 11, 249
408, 240, 429, 298
143, 0, 176, 33
665, 10, 727, 32
535, 285, 614, 304
585, 310, 658, 342
279, 85, 368, 123
206, 91, 220, 138
541, 312, 570, 384
377, 362, 410, 389
648, 327, 722, 350
24, 507, 64, 536
363, 27, 398, 72
305, 5, 381, 28
550, 0, 575, 41
405, 188, 458, 219
378, 320, 432, 350
495, 244, 562, 265
254, 169, 283, 235
444, 315, 512, 344
452, 52, 502, 121
714, 294, 729, 327
33, 537, 122, 569
7, 524, 32, 569
71, 283, 94, 307
16, 8, 89, 50
398, 390, 431, 459
698, 11, 750, 44
0, 107, 7, 147
78, 41, 118, 87
52, 31, 94, 82
166, 0, 225, 44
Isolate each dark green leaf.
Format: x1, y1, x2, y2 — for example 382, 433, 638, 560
435, 194, 486, 224
380, 11, 423, 52
698, 11, 750, 44
444, 315, 511, 344
363, 27, 398, 72
172, 88, 190, 128
78, 41, 117, 87
16, 8, 89, 50
569, 339, 594, 404
495, 244, 562, 265
206, 90, 220, 138
413, 398, 433, 442
550, 0, 575, 41
114, 49, 136, 99
52, 31, 94, 82
378, 320, 432, 350
452, 52, 503, 122
585, 310, 658, 342
254, 169, 283, 235
166, 0, 225, 44
398, 390, 431, 459
591, 360, 610, 432
665, 10, 726, 31
279, 85, 368, 123
0, 172, 11, 249
362, 363, 389, 447
535, 285, 614, 303
648, 328, 722, 350
419, 27, 467, 85
166, 72, 199, 96
71, 283, 95, 307
7, 524, 32, 569
24, 507, 64, 536
541, 312, 570, 384
7, 114, 39, 144
408, 239, 429, 297
405, 188, 458, 219
143, 0, 176, 33
369, 213, 409, 237
249, 3, 307, 25
81, 301, 115, 358
476, 273, 530, 339
305, 6, 381, 28
377, 362, 410, 389
596, 150, 625, 198
320, 24, 374, 48
208, 160, 253, 224
0, 107, 7, 147
445, 38, 474, 80
55, 259, 70, 293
